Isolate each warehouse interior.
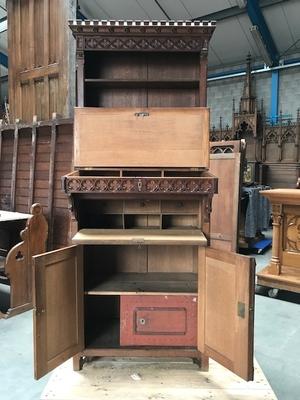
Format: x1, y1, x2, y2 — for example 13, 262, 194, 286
0, 1, 300, 399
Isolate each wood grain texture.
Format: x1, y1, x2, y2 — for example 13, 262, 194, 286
3, 203, 48, 317
7, 0, 76, 121
210, 144, 242, 252
198, 248, 255, 381
40, 358, 277, 400
33, 245, 84, 379
74, 107, 209, 168
257, 190, 300, 293
85, 272, 197, 295
72, 229, 207, 246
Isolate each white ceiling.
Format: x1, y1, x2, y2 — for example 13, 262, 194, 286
78, 0, 300, 69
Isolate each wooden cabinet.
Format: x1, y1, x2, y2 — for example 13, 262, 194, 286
32, 19, 255, 383
257, 189, 300, 293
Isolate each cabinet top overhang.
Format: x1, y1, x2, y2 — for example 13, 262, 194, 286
260, 189, 300, 204
69, 19, 216, 53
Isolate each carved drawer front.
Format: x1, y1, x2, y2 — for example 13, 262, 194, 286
120, 295, 197, 346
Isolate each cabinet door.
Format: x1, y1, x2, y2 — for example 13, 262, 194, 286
198, 247, 255, 381
33, 245, 84, 379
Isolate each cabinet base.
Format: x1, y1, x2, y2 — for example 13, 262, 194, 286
73, 349, 208, 372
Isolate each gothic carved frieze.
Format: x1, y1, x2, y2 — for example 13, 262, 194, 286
79, 36, 205, 52
63, 176, 217, 196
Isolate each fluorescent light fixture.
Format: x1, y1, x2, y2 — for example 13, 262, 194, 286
250, 25, 272, 66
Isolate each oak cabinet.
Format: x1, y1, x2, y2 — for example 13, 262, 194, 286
32, 19, 255, 383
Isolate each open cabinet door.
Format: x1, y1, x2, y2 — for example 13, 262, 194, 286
33, 246, 84, 379
198, 247, 255, 381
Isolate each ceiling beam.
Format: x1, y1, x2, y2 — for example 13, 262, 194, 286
246, 0, 279, 66
192, 0, 289, 22
0, 52, 7, 68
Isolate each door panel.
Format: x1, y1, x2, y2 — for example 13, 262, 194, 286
33, 245, 84, 379
198, 247, 255, 381
209, 141, 243, 252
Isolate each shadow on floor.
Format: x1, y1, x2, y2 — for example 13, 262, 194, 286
256, 284, 300, 305
0, 283, 10, 313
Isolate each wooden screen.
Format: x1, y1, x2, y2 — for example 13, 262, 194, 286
209, 141, 243, 251
7, 0, 76, 122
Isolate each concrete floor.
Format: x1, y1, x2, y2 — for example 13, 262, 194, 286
0, 237, 300, 400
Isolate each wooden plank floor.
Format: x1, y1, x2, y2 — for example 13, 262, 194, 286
41, 358, 277, 400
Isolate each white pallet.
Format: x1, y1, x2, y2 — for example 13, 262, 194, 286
41, 358, 277, 400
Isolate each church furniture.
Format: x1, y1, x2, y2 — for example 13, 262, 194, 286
0, 203, 47, 318
209, 140, 244, 251
31, 20, 256, 384
257, 189, 300, 294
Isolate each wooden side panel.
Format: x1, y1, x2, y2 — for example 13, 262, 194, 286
33, 245, 84, 379
5, 203, 48, 311
198, 247, 255, 381
15, 129, 31, 213
7, 0, 76, 122
209, 151, 242, 252
0, 131, 14, 209
74, 107, 210, 168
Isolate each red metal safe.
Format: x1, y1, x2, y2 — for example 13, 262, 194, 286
120, 295, 197, 346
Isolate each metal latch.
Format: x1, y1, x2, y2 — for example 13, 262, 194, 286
132, 239, 145, 245
134, 112, 149, 117
237, 302, 245, 318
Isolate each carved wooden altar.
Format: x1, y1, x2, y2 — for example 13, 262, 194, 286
257, 189, 300, 293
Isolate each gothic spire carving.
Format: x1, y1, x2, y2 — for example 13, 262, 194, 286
240, 53, 256, 114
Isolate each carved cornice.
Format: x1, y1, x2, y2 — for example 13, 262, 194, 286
70, 20, 215, 53
77, 36, 208, 52
63, 176, 217, 196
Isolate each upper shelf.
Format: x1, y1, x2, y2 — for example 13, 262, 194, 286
85, 79, 199, 89
72, 229, 207, 246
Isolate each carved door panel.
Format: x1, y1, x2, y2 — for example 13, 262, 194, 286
33, 245, 84, 379
198, 247, 255, 381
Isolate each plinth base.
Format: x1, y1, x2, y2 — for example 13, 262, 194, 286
257, 265, 300, 294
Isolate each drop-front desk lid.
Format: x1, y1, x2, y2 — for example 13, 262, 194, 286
72, 229, 207, 246
74, 107, 210, 169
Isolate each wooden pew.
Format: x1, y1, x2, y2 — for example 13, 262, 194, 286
0, 204, 48, 318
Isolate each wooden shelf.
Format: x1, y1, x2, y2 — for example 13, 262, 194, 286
86, 273, 197, 295
72, 229, 207, 245
85, 79, 199, 89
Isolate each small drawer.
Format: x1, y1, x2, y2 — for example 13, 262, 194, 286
120, 295, 197, 346
161, 200, 199, 214
124, 200, 160, 213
